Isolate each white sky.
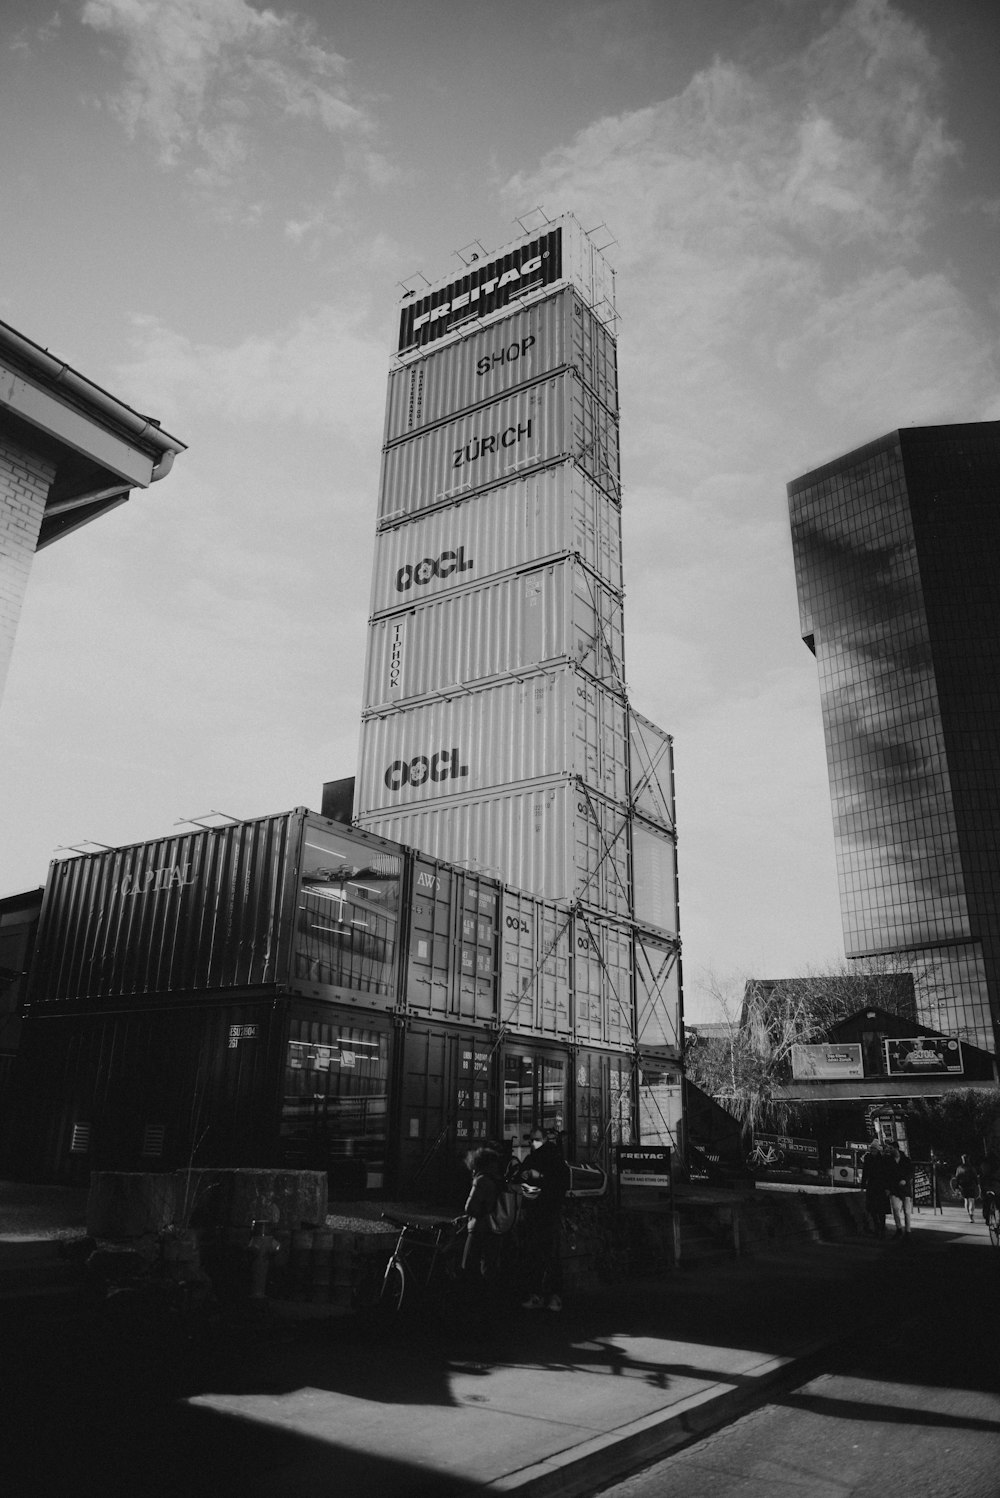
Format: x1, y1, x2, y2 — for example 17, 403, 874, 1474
1, 0, 998, 1019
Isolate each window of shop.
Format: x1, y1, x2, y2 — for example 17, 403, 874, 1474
503, 1048, 567, 1147
293, 826, 402, 995
280, 1015, 390, 1188
575, 1051, 635, 1166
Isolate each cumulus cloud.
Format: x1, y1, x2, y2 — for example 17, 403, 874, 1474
81, 0, 375, 178
506, 0, 994, 483
116, 300, 388, 440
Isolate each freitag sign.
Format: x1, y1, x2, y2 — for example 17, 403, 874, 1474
398, 228, 563, 353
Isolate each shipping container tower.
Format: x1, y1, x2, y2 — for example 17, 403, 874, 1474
355, 214, 682, 1140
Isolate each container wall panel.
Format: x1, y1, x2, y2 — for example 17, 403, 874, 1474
403, 856, 499, 1024
395, 1022, 497, 1203
393, 215, 616, 366
7, 999, 286, 1182
499, 888, 572, 1037
572, 913, 634, 1049
631, 819, 679, 938
364, 564, 624, 709
385, 288, 617, 442
634, 935, 681, 1052
378, 375, 620, 525
371, 469, 623, 614
357, 671, 629, 814
27, 813, 301, 1009
358, 780, 631, 918
629, 711, 675, 832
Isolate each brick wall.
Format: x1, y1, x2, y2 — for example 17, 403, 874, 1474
0, 437, 55, 705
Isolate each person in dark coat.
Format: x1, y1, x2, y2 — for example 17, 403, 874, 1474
950, 1154, 979, 1223
461, 1145, 505, 1281
514, 1127, 570, 1311
860, 1140, 889, 1238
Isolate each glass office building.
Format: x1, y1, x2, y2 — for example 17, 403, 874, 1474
788, 422, 1000, 1055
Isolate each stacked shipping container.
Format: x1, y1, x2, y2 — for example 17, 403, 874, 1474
357, 215, 683, 1168
4, 808, 679, 1195
4, 219, 684, 1193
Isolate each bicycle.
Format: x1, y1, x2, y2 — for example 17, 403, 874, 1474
378, 1211, 465, 1316
984, 1190, 1000, 1248
746, 1141, 785, 1172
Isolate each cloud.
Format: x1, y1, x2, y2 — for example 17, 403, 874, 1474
81, 0, 375, 178
115, 300, 389, 441
505, 0, 995, 481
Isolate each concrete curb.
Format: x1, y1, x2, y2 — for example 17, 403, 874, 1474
488, 1343, 828, 1496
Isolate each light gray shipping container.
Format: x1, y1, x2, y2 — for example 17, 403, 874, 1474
499, 888, 572, 1038
378, 373, 620, 525
370, 468, 623, 614
363, 562, 625, 710
384, 287, 617, 443
572, 912, 634, 1050
632, 819, 679, 938
357, 778, 632, 919
356, 669, 629, 814
629, 710, 675, 832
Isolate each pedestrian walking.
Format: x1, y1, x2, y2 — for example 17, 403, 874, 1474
950, 1154, 979, 1223
514, 1126, 570, 1312
886, 1142, 914, 1238
860, 1140, 889, 1238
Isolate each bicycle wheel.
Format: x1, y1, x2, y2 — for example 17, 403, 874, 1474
379, 1258, 406, 1313
988, 1200, 1000, 1249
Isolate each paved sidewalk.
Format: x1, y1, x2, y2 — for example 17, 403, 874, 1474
2, 1191, 983, 1498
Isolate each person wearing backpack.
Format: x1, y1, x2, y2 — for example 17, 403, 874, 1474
461, 1145, 506, 1282
515, 1126, 570, 1312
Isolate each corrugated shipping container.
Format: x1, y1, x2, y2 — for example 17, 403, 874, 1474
357, 778, 632, 918
364, 563, 625, 709
629, 711, 675, 832
573, 913, 634, 1049
378, 374, 620, 525
499, 888, 572, 1038
634, 935, 682, 1051
26, 812, 302, 1009
6, 998, 286, 1182
393, 215, 616, 365
395, 1021, 498, 1201
356, 670, 629, 813
402, 854, 499, 1024
384, 287, 617, 442
632, 819, 679, 938
370, 468, 623, 613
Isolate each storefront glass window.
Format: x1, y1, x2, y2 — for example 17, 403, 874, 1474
280, 1016, 389, 1187
294, 826, 402, 995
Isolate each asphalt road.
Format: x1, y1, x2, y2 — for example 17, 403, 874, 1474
599, 1225, 1000, 1498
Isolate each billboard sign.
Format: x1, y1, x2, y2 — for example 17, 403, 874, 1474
398, 229, 563, 353
884, 1036, 963, 1076
790, 1043, 864, 1080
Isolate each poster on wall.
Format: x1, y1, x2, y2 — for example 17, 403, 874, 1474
884, 1037, 963, 1076
790, 1043, 863, 1080
616, 1145, 672, 1212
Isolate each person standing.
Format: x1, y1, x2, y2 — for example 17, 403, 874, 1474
860, 1140, 889, 1238
887, 1142, 914, 1238
515, 1126, 570, 1312
950, 1154, 979, 1223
